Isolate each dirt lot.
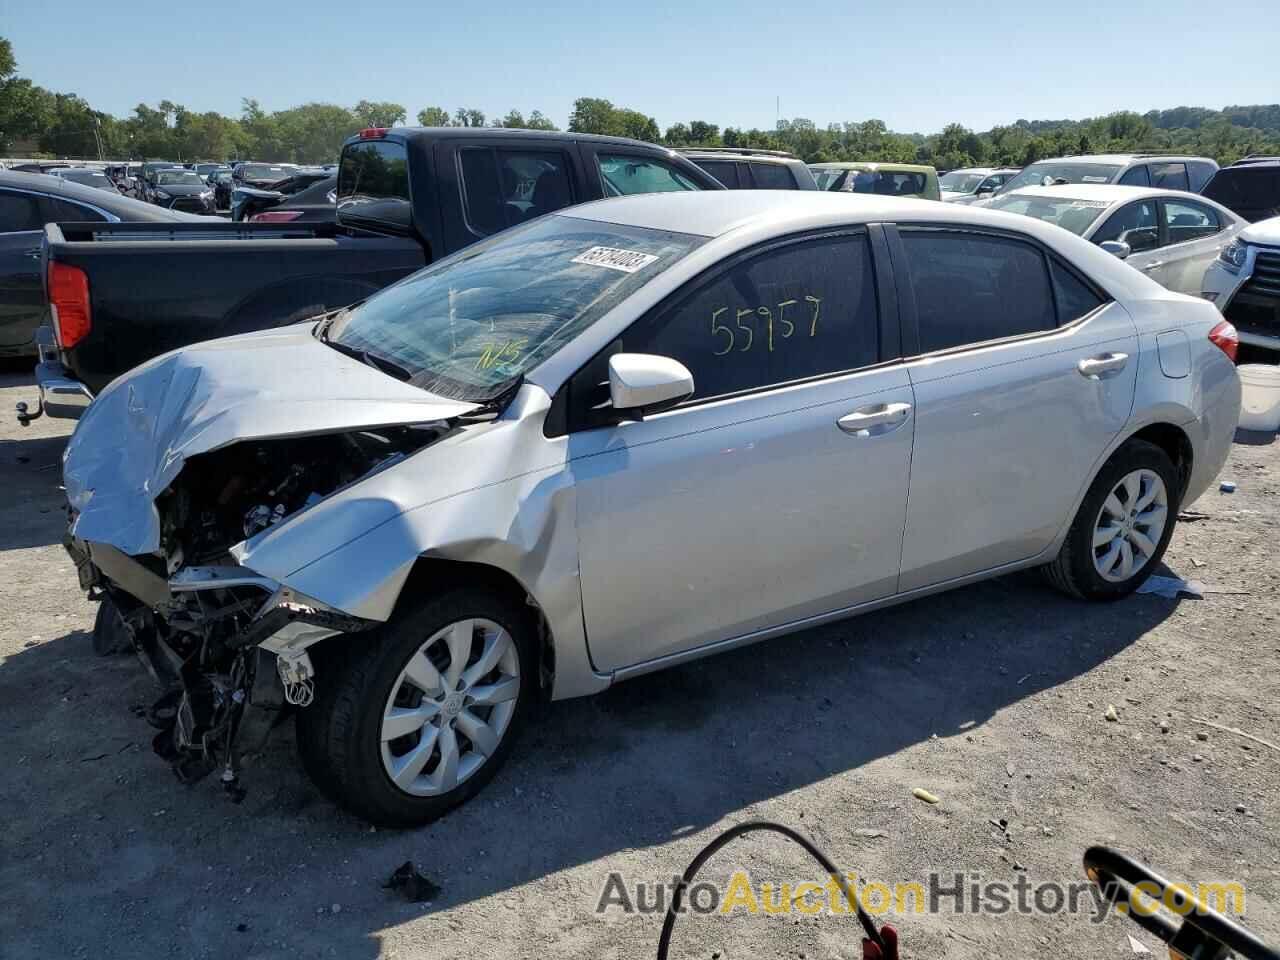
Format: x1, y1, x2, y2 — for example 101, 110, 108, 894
1, 360, 1277, 960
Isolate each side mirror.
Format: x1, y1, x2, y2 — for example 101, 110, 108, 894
976, 183, 995, 195
608, 353, 694, 417
1100, 240, 1131, 260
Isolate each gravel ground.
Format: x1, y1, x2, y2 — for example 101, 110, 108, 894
0, 360, 1277, 960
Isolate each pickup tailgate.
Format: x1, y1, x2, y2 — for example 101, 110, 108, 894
43, 220, 426, 394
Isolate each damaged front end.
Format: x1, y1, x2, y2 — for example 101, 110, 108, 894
66, 425, 452, 797
59, 327, 482, 799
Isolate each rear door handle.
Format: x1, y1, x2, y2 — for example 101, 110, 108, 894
1077, 352, 1129, 379
1140, 261, 1164, 271
837, 401, 912, 435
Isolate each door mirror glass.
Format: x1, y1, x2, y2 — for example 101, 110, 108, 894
608, 353, 694, 415
1100, 240, 1131, 260
976, 181, 996, 194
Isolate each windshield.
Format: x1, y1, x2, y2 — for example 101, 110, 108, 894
986, 193, 1112, 236
939, 171, 985, 193
998, 161, 1123, 194
242, 164, 292, 180
157, 171, 205, 186
326, 215, 706, 402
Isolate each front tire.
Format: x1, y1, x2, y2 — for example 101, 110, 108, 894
1043, 439, 1180, 601
296, 586, 535, 826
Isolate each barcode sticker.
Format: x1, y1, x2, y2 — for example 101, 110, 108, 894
571, 246, 659, 273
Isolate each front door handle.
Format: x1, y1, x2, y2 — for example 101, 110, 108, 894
1140, 261, 1164, 271
1077, 352, 1129, 379
837, 401, 912, 435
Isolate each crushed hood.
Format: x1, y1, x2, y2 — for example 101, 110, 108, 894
64, 323, 479, 556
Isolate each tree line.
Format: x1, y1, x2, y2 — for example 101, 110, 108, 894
3, 36, 1279, 168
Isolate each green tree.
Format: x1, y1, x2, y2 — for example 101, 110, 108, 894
353, 100, 407, 128
417, 106, 450, 127
525, 110, 558, 131
453, 107, 486, 127
568, 97, 618, 135
0, 37, 14, 79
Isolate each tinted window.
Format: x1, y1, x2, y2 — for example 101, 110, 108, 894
1150, 162, 1189, 191
622, 234, 879, 401
598, 154, 701, 195
1187, 161, 1217, 193
1163, 199, 1220, 244
42, 198, 106, 223
1092, 200, 1159, 252
1051, 261, 1105, 324
1202, 167, 1280, 221
337, 139, 411, 228
0, 190, 43, 231
696, 160, 740, 189
900, 230, 1056, 352
749, 162, 797, 189
828, 169, 927, 196
1117, 165, 1150, 186
459, 148, 574, 237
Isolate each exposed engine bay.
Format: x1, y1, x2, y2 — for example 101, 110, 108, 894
75, 422, 452, 798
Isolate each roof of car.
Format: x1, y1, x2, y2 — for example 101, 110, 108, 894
368, 126, 688, 155
558, 189, 1073, 239
808, 161, 935, 174
682, 151, 800, 164
996, 183, 1171, 204
1032, 154, 1215, 166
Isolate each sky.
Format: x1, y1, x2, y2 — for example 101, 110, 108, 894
5, 0, 1279, 135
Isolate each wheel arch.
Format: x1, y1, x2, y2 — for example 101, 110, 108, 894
1124, 421, 1194, 499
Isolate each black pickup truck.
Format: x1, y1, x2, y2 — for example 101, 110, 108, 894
25, 127, 721, 421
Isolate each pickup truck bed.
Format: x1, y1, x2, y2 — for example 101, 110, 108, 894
44, 220, 425, 394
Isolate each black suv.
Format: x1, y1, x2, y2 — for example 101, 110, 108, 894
1202, 156, 1280, 223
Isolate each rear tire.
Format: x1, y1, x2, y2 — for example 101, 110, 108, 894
91, 599, 132, 656
1043, 439, 1180, 601
296, 585, 536, 826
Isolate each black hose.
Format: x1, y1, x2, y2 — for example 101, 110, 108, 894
656, 820, 884, 960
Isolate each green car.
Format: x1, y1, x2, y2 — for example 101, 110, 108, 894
808, 162, 941, 201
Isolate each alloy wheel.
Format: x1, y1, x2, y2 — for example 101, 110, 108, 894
1091, 468, 1169, 583
379, 618, 520, 797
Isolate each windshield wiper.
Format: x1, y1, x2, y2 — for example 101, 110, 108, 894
317, 322, 413, 382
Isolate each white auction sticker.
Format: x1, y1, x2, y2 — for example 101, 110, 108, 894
571, 246, 659, 273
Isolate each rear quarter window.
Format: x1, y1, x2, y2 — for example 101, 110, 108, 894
748, 163, 797, 189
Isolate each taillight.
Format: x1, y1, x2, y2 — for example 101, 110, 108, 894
358, 127, 387, 139
48, 261, 91, 349
1208, 319, 1238, 362
250, 210, 304, 223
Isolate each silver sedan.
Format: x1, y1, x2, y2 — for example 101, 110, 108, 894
62, 191, 1242, 825
984, 184, 1244, 296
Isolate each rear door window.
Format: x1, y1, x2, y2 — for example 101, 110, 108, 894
1187, 161, 1217, 193
0, 190, 43, 231
1162, 198, 1221, 244
899, 229, 1057, 352
696, 160, 741, 189
459, 148, 574, 237
1117, 165, 1150, 186
748, 162, 797, 189
41, 197, 107, 223
598, 154, 702, 195
1150, 162, 1190, 191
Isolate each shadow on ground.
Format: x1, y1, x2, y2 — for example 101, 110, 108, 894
0, 555, 1181, 957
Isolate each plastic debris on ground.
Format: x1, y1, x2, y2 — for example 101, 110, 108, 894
1136, 576, 1205, 599
1220, 480, 1237, 493
383, 861, 441, 903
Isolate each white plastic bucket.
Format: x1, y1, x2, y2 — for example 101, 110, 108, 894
1238, 364, 1280, 432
